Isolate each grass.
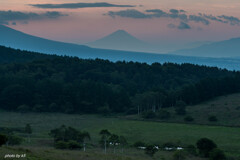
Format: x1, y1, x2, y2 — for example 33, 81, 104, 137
0, 111, 240, 159
151, 93, 240, 127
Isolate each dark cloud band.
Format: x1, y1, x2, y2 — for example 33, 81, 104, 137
105, 9, 240, 30
30, 2, 135, 9
0, 10, 67, 25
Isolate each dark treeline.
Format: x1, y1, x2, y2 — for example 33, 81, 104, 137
0, 46, 240, 114
0, 45, 56, 63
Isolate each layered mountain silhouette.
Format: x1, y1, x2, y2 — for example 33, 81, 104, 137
1, 24, 240, 70
87, 30, 157, 52
171, 37, 240, 58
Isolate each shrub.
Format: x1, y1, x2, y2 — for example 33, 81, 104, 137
208, 116, 218, 122
186, 145, 197, 155
175, 100, 187, 115
173, 150, 186, 160
142, 111, 156, 119
8, 135, 23, 145
157, 110, 171, 119
33, 104, 45, 112
55, 141, 68, 149
17, 104, 30, 113
98, 104, 111, 116
196, 138, 217, 157
184, 116, 194, 122
67, 140, 82, 150
145, 145, 158, 157
162, 142, 176, 148
133, 141, 146, 148
0, 134, 8, 147
209, 148, 226, 160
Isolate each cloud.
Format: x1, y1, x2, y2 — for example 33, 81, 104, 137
107, 9, 188, 21
105, 9, 240, 27
188, 15, 210, 25
0, 10, 67, 25
178, 22, 191, 29
30, 2, 135, 9
107, 9, 151, 19
199, 13, 240, 26
218, 15, 240, 25
167, 22, 191, 30
106, 9, 189, 22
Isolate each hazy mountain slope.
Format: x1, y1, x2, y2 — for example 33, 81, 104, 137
171, 37, 240, 58
1, 25, 240, 70
86, 30, 157, 52
0, 25, 92, 57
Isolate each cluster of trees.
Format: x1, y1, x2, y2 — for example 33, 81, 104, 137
0, 124, 32, 146
49, 125, 90, 150
49, 127, 128, 154
99, 129, 127, 154
133, 138, 226, 160
1, 45, 240, 115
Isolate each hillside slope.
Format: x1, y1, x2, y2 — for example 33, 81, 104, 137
171, 37, 240, 58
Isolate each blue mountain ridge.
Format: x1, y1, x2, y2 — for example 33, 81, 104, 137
0, 25, 240, 70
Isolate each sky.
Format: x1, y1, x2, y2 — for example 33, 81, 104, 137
1, 0, 240, 50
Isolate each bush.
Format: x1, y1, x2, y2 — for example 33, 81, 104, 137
175, 100, 187, 115
98, 104, 111, 116
173, 150, 186, 160
142, 111, 156, 119
196, 138, 217, 157
133, 141, 146, 148
0, 134, 8, 147
145, 145, 158, 157
162, 142, 176, 148
17, 104, 30, 113
208, 116, 218, 122
8, 135, 23, 145
184, 116, 194, 122
186, 145, 197, 155
55, 141, 68, 149
33, 104, 45, 112
209, 148, 226, 160
157, 110, 171, 119
67, 140, 82, 150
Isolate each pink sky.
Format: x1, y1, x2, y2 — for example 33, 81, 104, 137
1, 0, 240, 50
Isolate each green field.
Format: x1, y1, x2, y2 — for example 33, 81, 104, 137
0, 111, 240, 159
144, 93, 240, 127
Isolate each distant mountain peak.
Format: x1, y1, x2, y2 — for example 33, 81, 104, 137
111, 29, 130, 35
86, 29, 150, 52
101, 29, 140, 41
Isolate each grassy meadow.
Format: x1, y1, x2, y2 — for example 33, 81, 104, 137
0, 110, 240, 159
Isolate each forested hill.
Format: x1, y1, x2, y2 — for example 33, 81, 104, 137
0, 45, 58, 63
0, 46, 240, 114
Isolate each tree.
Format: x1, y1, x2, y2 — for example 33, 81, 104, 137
208, 116, 218, 122
99, 129, 111, 154
119, 136, 128, 153
173, 150, 186, 160
0, 134, 8, 147
186, 145, 197, 156
196, 138, 217, 157
109, 134, 119, 153
184, 116, 194, 122
25, 124, 32, 142
174, 100, 186, 115
209, 148, 226, 160
145, 145, 158, 157
50, 126, 87, 150
80, 131, 91, 152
